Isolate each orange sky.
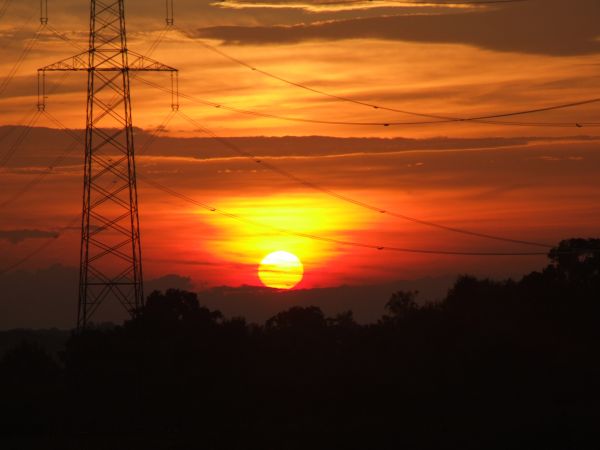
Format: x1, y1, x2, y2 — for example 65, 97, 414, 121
1, 0, 600, 293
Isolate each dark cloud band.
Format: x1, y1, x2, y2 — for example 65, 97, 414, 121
197, 0, 600, 56
0, 229, 60, 244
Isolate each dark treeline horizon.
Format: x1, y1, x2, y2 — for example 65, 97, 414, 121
1, 238, 599, 450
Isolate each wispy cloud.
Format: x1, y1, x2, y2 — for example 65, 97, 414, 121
0, 229, 59, 244
210, 0, 482, 13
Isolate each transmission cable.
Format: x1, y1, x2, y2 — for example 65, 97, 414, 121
176, 109, 552, 249
0, 109, 43, 169
0, 0, 11, 20
0, 138, 79, 209
137, 76, 599, 129
46, 24, 86, 52
15, 22, 599, 129
145, 24, 173, 56
0, 110, 178, 275
0, 109, 39, 146
0, 215, 80, 276
140, 176, 546, 257
16, 117, 549, 259
0, 71, 72, 172
0, 0, 13, 22
0, 22, 46, 98
17, 29, 559, 249
136, 77, 451, 127
178, 27, 599, 128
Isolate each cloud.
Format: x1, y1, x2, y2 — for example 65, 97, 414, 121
211, 0, 486, 13
0, 229, 59, 244
195, 0, 600, 55
5, 126, 598, 167
144, 274, 195, 292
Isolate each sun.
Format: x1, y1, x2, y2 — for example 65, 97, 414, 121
258, 251, 304, 290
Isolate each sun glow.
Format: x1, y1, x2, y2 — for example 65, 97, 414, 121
258, 251, 304, 289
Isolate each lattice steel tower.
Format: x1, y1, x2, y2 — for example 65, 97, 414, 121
39, 0, 177, 329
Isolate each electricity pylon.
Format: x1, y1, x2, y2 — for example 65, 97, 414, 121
38, 0, 178, 329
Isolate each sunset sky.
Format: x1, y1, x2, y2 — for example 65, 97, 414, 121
1, 0, 599, 326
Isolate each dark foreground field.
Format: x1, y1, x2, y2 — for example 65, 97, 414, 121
1, 239, 599, 450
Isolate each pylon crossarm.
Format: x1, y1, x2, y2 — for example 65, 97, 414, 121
38, 53, 176, 73
128, 51, 177, 72
38, 52, 89, 71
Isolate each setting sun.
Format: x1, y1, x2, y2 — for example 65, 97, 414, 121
258, 251, 304, 290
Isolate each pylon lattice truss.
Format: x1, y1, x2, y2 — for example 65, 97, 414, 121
38, 0, 178, 329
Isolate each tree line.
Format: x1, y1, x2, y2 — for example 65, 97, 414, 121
1, 238, 599, 450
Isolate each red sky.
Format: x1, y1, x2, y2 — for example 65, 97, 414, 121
1, 0, 599, 311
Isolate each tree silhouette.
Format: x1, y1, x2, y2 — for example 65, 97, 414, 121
265, 305, 326, 331
383, 289, 419, 321
0, 341, 62, 435
2, 238, 599, 449
548, 238, 600, 281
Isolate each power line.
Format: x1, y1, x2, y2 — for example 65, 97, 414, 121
0, 71, 71, 171
43, 68, 555, 250
6, 19, 595, 130
0, 139, 79, 209
0, 170, 547, 279
3, 117, 549, 270
0, 18, 566, 253
180, 28, 599, 128
0, 8, 179, 280
136, 77, 449, 127
0, 22, 46, 98
136, 76, 600, 129
145, 24, 173, 56
0, 110, 43, 169
0, 0, 579, 274
46, 24, 85, 52
139, 176, 547, 257
0, 109, 39, 146
0, 107, 178, 276
0, 0, 13, 22
0, 215, 80, 276
176, 109, 553, 249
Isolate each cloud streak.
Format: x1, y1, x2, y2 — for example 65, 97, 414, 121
211, 0, 488, 13
197, 0, 600, 55
0, 229, 59, 244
